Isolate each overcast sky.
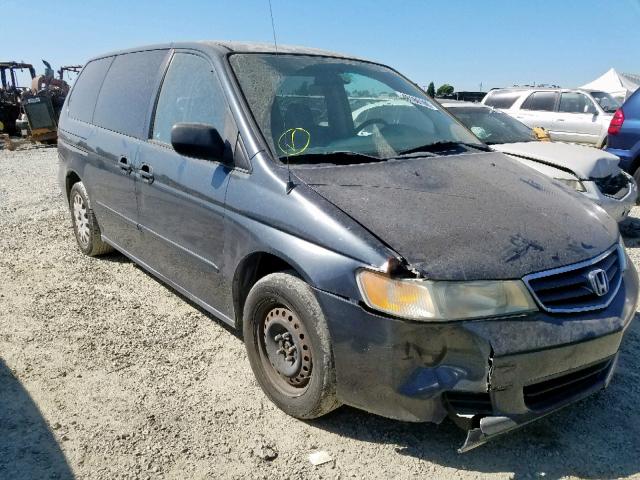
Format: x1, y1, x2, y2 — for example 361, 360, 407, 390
3, 0, 639, 91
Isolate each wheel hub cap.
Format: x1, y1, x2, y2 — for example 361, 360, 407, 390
72, 193, 90, 246
263, 307, 312, 387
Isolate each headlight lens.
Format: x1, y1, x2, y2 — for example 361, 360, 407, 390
554, 178, 586, 192
356, 270, 538, 321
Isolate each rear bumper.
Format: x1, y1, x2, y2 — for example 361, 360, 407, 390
315, 263, 638, 448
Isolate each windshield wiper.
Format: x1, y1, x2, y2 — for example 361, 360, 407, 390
395, 141, 491, 157
282, 142, 490, 165
283, 151, 383, 165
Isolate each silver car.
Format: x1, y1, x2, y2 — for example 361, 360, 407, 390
441, 101, 637, 221
482, 88, 620, 147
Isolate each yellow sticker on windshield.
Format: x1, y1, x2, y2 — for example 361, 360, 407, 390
278, 128, 311, 156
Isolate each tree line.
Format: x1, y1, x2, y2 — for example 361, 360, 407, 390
426, 82, 454, 97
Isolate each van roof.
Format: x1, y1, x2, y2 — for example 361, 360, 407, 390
87, 40, 360, 63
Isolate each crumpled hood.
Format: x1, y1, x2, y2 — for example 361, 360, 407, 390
491, 141, 621, 179
293, 152, 618, 281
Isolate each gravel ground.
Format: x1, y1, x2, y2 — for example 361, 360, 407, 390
1, 144, 640, 480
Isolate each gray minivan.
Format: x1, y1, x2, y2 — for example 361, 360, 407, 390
58, 42, 638, 451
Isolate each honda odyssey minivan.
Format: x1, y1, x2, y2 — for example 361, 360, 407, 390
58, 42, 638, 452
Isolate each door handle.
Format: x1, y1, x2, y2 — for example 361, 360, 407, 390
139, 163, 154, 184
556, 118, 565, 122
119, 156, 132, 174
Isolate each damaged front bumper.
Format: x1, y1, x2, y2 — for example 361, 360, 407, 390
458, 344, 619, 452
582, 175, 638, 222
315, 264, 638, 451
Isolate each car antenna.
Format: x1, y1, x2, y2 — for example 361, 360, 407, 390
268, 0, 295, 194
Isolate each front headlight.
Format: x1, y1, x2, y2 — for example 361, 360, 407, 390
356, 270, 538, 321
554, 178, 586, 192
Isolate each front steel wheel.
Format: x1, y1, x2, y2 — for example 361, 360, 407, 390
259, 305, 313, 395
243, 272, 340, 419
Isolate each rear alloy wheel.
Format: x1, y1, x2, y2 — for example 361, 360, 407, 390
243, 272, 340, 419
72, 192, 91, 248
69, 182, 113, 256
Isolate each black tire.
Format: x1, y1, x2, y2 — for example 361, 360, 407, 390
68, 182, 113, 256
243, 272, 341, 419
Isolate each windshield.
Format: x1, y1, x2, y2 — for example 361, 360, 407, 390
446, 106, 537, 145
589, 91, 620, 113
229, 53, 482, 164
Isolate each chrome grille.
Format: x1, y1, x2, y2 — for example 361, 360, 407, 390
523, 244, 623, 313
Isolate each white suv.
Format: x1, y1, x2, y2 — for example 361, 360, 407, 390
482, 88, 619, 147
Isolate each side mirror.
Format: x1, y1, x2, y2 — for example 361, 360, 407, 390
171, 123, 226, 162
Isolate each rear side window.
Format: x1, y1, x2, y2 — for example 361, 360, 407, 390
67, 57, 113, 123
521, 91, 557, 112
93, 50, 168, 138
558, 92, 596, 114
152, 53, 226, 144
483, 91, 520, 109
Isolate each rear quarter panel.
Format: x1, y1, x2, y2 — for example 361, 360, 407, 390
57, 106, 94, 199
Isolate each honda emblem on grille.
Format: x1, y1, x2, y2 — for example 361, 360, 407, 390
587, 269, 609, 296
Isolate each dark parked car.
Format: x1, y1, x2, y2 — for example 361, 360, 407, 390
58, 42, 638, 452
606, 88, 640, 184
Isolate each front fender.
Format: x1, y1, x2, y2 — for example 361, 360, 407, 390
222, 206, 373, 312
220, 154, 397, 319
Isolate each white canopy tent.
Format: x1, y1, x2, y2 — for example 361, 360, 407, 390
581, 68, 640, 102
